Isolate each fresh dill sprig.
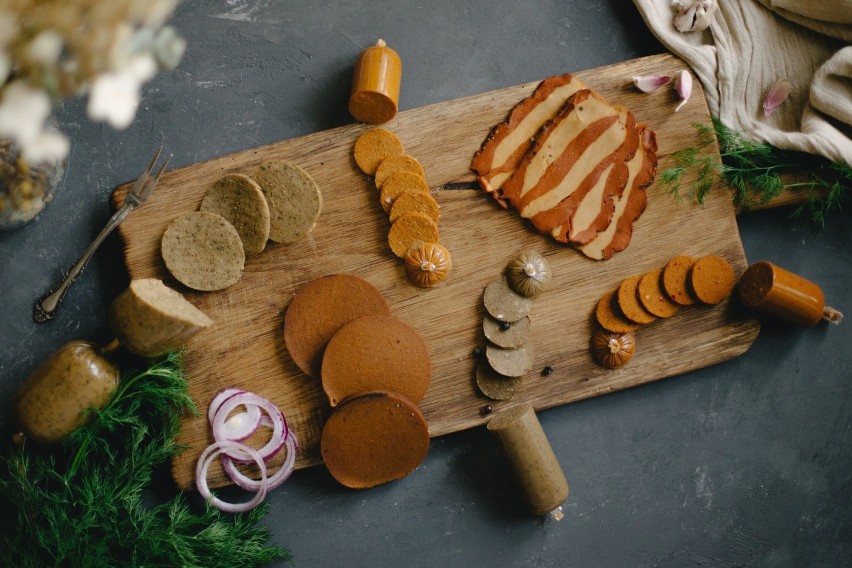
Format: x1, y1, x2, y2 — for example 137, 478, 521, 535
659, 116, 851, 231
0, 351, 289, 567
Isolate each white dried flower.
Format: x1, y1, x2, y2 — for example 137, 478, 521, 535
25, 31, 64, 65
22, 130, 70, 165
153, 26, 187, 70
0, 82, 52, 146
88, 72, 143, 129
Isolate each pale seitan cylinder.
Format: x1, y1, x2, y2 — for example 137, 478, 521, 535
487, 403, 569, 517
108, 278, 213, 357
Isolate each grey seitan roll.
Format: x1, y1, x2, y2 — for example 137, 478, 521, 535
487, 403, 569, 518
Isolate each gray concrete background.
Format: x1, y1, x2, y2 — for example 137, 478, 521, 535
1, 1, 850, 565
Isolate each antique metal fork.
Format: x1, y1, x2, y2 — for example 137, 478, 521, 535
34, 145, 172, 323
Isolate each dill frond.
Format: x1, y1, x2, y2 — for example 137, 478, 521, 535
0, 352, 289, 567
660, 116, 851, 231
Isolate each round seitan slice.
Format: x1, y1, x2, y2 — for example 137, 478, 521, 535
284, 274, 391, 378
637, 268, 680, 318
617, 274, 657, 325
108, 278, 213, 357
320, 390, 430, 489
200, 174, 271, 256
389, 190, 441, 224
476, 359, 523, 400
595, 289, 640, 334
483, 315, 531, 349
387, 212, 439, 258
353, 128, 405, 175
251, 160, 323, 244
379, 171, 430, 213
662, 255, 699, 305
690, 255, 736, 305
486, 344, 534, 378
161, 211, 245, 291
321, 314, 431, 407
484, 276, 534, 323
374, 154, 426, 189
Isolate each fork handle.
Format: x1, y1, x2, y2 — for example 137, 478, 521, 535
34, 204, 132, 323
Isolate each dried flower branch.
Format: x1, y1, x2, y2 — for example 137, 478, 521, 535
0, 0, 186, 165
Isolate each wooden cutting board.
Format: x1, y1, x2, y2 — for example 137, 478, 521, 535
113, 53, 760, 490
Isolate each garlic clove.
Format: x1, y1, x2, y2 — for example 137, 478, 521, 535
673, 0, 718, 33
674, 70, 692, 112
692, 1, 718, 32
763, 79, 792, 117
633, 74, 671, 93
673, 2, 699, 32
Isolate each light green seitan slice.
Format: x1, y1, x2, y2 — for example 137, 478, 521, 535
252, 160, 323, 244
200, 173, 271, 256
108, 278, 213, 357
161, 211, 245, 291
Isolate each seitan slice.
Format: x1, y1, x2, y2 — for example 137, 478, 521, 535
578, 124, 657, 260
470, 74, 587, 197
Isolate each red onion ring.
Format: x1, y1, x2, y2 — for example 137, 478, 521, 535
195, 440, 268, 514
221, 431, 299, 491
211, 392, 288, 462
208, 388, 262, 441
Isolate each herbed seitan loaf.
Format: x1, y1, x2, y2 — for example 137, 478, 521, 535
199, 173, 270, 256
471, 73, 587, 197
161, 211, 245, 292
108, 278, 213, 357
251, 160, 323, 244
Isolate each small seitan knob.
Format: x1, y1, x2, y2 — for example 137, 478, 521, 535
349, 39, 402, 124
738, 261, 843, 327
487, 403, 569, 519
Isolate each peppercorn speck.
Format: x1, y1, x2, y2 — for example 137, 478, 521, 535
481, 404, 493, 415
542, 365, 554, 376
500, 321, 512, 331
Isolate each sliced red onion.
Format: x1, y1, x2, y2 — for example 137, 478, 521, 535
211, 391, 288, 462
195, 440, 268, 514
207, 388, 262, 441
221, 431, 299, 491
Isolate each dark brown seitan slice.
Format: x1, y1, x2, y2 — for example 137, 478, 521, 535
578, 124, 657, 260
470, 74, 586, 199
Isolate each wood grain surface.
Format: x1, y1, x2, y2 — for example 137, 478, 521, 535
112, 53, 760, 491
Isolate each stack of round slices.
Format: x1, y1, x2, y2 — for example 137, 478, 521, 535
352, 127, 452, 288
160, 160, 323, 292
284, 273, 432, 489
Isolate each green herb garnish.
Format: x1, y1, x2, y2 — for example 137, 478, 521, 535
0, 351, 289, 567
659, 116, 851, 230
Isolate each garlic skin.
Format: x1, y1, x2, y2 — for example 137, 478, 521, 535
633, 74, 671, 93
672, 0, 718, 33
674, 70, 692, 112
763, 79, 792, 117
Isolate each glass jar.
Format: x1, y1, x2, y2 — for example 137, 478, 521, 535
0, 139, 66, 231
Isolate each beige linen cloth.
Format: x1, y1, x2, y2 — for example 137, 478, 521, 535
632, 0, 852, 167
